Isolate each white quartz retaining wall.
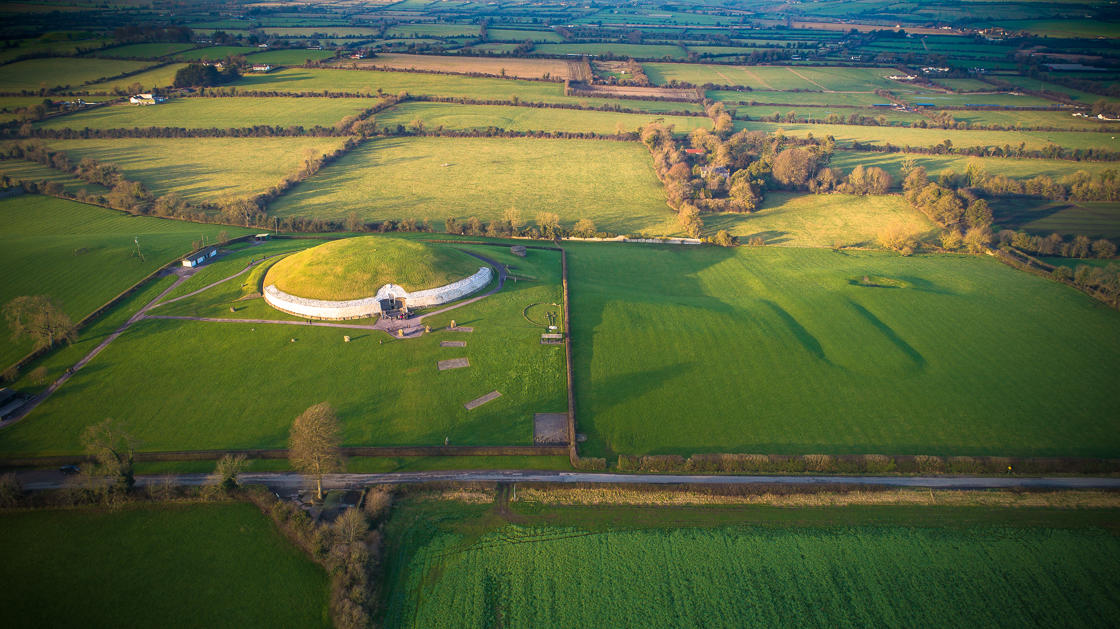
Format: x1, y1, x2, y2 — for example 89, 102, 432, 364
263, 266, 492, 320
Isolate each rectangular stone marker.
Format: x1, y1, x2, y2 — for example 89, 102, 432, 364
450, 326, 474, 333
464, 390, 501, 410
440, 341, 466, 348
438, 358, 470, 371
533, 413, 568, 444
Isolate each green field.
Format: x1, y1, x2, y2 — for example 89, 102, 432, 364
80, 63, 188, 93
990, 198, 1120, 238
228, 68, 702, 113
247, 49, 338, 65
0, 503, 330, 628
733, 104, 923, 125
384, 500, 1120, 628
266, 236, 483, 298
0, 158, 109, 194
734, 120, 1120, 152
0, 57, 154, 91
895, 91, 1061, 108
941, 108, 1120, 131
488, 28, 564, 42
37, 97, 374, 130
933, 78, 996, 92
828, 151, 1117, 182
992, 75, 1120, 104
374, 101, 710, 135
269, 136, 677, 234
709, 90, 890, 107
0, 243, 567, 455
0, 195, 249, 365
261, 27, 382, 37
705, 192, 935, 247
91, 42, 198, 59
385, 24, 479, 38
174, 46, 259, 60
44, 137, 349, 201
531, 43, 687, 59
646, 64, 932, 92
568, 244, 1120, 458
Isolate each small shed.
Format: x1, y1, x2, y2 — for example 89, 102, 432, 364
511, 245, 527, 257
182, 246, 219, 268
254, 233, 271, 241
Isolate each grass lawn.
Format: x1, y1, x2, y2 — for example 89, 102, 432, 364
703, 192, 936, 247
0, 57, 154, 91
990, 198, 1120, 239
37, 97, 375, 130
44, 137, 348, 202
344, 53, 572, 80
0, 243, 568, 455
0, 503, 330, 628
80, 63, 188, 93
382, 499, 1120, 629
567, 244, 1120, 458
733, 120, 1120, 152
373, 101, 711, 135
828, 151, 1117, 183
228, 68, 703, 113
268, 136, 677, 235
0, 195, 249, 366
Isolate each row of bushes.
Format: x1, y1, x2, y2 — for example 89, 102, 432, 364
617, 452, 1120, 475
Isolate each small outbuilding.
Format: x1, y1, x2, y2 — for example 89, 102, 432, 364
254, 233, 271, 241
182, 246, 219, 268
129, 93, 166, 105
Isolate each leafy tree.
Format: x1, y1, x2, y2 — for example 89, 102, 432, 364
939, 229, 963, 251
214, 453, 247, 492
3, 295, 76, 350
965, 199, 993, 230
964, 227, 992, 253
289, 402, 343, 501
572, 218, 596, 238
771, 148, 817, 188
1092, 239, 1117, 259
536, 212, 561, 240
173, 63, 222, 88
713, 230, 736, 247
81, 418, 136, 492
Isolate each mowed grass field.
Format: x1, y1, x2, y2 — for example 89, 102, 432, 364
383, 501, 1120, 629
0, 503, 330, 628
174, 45, 258, 60
709, 90, 890, 106
0, 244, 567, 455
229, 68, 703, 113
568, 244, 1120, 458
0, 57, 153, 91
734, 120, 1120, 152
0, 195, 249, 366
81, 62, 188, 92
374, 102, 711, 135
990, 198, 1120, 239
37, 97, 375, 130
269, 137, 678, 235
828, 151, 1117, 182
44, 137, 348, 201
704, 192, 936, 247
90, 42, 198, 59
0, 158, 109, 195
344, 53, 572, 80
645, 64, 932, 92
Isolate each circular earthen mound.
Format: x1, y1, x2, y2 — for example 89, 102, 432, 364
264, 236, 481, 301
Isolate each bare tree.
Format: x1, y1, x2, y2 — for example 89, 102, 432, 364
3, 296, 77, 350
214, 453, 247, 492
334, 507, 368, 545
289, 402, 343, 501
81, 418, 137, 492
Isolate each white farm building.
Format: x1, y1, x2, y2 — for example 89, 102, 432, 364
182, 246, 218, 268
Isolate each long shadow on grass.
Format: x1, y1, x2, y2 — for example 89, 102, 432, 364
758, 299, 830, 363
845, 299, 926, 369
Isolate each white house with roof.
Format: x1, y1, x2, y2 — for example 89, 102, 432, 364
129, 93, 166, 105
182, 246, 219, 268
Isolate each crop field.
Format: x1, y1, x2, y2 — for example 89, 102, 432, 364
0, 57, 153, 91
269, 136, 677, 234
36, 97, 375, 130
828, 151, 1117, 182
531, 43, 688, 59
567, 244, 1120, 458
0, 194, 249, 365
488, 28, 564, 42
80, 63, 188, 93
341, 53, 573, 80
0, 243, 567, 455
708, 89, 889, 106
704, 192, 935, 247
174, 45, 259, 60
228, 68, 701, 112
644, 64, 932, 92
989, 199, 1120, 238
0, 503, 330, 628
91, 42, 198, 59
734, 121, 1120, 152
383, 501, 1120, 629
247, 49, 339, 65
373, 102, 711, 135
43, 137, 349, 201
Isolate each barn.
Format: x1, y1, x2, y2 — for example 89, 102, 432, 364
182, 246, 218, 268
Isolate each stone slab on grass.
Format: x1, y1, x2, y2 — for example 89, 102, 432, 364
440, 340, 466, 348
449, 326, 474, 332
464, 390, 501, 410
534, 413, 568, 444
438, 357, 470, 371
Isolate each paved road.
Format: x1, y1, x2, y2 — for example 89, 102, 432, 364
16, 470, 1120, 492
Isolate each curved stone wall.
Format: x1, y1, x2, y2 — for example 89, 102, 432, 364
263, 266, 492, 320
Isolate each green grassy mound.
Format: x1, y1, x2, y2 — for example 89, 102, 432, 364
264, 236, 482, 300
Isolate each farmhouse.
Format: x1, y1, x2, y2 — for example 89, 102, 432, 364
129, 93, 166, 105
250, 64, 273, 73
181, 246, 218, 268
